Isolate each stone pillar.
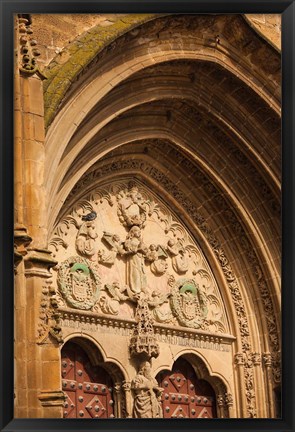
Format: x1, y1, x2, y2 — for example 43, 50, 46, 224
216, 394, 225, 418
114, 382, 122, 418
14, 15, 65, 418
224, 392, 234, 418
122, 381, 132, 418
234, 352, 248, 417
251, 352, 267, 417
262, 352, 275, 417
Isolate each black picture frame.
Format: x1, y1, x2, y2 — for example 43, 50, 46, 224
0, 1, 294, 431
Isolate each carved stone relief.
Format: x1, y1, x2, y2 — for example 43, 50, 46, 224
17, 15, 44, 78
50, 181, 228, 335
131, 360, 163, 418
37, 279, 63, 344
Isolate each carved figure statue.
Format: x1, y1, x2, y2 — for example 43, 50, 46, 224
98, 232, 125, 265
96, 282, 129, 315
75, 220, 98, 259
148, 290, 174, 323
117, 185, 149, 227
145, 244, 168, 275
166, 239, 189, 274
131, 361, 163, 418
124, 226, 148, 298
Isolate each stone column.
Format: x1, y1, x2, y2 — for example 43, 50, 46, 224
216, 394, 225, 418
14, 15, 65, 418
122, 381, 132, 418
234, 352, 248, 417
224, 392, 234, 418
251, 352, 267, 417
114, 382, 122, 418
262, 352, 275, 417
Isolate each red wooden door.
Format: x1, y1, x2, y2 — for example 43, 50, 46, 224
156, 357, 216, 418
61, 342, 115, 418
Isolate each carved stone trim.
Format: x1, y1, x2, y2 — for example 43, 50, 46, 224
58, 307, 235, 349
122, 381, 131, 392
251, 352, 262, 366
38, 390, 66, 407
234, 352, 245, 366
217, 394, 224, 407
14, 225, 32, 270
24, 248, 58, 278
17, 16, 46, 79
37, 279, 63, 345
262, 352, 272, 368
224, 392, 234, 407
57, 256, 101, 310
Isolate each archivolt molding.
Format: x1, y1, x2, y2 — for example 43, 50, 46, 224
56, 77, 280, 199
44, 14, 280, 128
44, 14, 280, 194
48, 117, 280, 241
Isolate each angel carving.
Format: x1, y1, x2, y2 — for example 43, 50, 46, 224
166, 239, 189, 274
145, 244, 168, 275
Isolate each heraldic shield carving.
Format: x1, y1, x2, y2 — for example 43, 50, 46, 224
170, 279, 208, 329
57, 256, 101, 310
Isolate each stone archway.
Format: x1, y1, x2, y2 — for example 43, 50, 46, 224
156, 357, 217, 418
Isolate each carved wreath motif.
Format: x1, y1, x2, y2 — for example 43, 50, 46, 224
57, 256, 101, 310
170, 279, 208, 329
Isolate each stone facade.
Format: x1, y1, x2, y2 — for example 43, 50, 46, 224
14, 13, 281, 419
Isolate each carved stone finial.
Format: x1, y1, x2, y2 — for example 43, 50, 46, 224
129, 295, 159, 360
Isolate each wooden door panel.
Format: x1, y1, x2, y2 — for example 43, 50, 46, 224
157, 357, 216, 419
61, 342, 114, 419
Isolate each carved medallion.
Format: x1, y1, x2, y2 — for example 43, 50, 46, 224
57, 256, 101, 310
170, 279, 208, 329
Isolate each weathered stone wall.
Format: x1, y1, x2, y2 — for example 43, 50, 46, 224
32, 13, 281, 70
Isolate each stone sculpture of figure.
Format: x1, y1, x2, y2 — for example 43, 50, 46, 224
131, 361, 163, 418
117, 185, 149, 227
148, 290, 174, 323
145, 244, 168, 276
98, 232, 125, 265
166, 239, 189, 274
75, 221, 98, 259
124, 226, 148, 298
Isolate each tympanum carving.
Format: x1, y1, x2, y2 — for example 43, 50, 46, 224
50, 182, 228, 335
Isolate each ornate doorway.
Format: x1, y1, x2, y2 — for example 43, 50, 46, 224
61, 341, 115, 418
156, 357, 217, 418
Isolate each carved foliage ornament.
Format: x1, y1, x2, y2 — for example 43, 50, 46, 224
57, 256, 101, 310
37, 279, 63, 344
